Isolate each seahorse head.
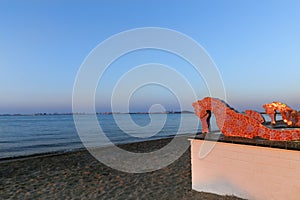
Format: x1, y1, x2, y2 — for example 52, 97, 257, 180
192, 97, 212, 118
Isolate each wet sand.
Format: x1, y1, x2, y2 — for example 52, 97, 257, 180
0, 137, 243, 199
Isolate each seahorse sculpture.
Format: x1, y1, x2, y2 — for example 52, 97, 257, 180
192, 97, 300, 141
263, 102, 300, 127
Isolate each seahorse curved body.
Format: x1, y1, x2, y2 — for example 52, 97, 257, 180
245, 110, 265, 124
192, 97, 300, 141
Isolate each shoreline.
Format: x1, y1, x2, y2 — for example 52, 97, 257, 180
0, 133, 196, 163
0, 136, 243, 199
3, 130, 300, 164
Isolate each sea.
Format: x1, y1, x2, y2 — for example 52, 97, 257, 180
0, 113, 215, 159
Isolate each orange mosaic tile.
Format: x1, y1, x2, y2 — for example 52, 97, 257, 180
192, 97, 300, 141
263, 102, 300, 126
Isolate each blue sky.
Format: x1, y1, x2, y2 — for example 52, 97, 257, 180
1, 0, 300, 114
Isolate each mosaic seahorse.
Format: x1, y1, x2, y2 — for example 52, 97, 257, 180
263, 102, 300, 126
192, 97, 300, 141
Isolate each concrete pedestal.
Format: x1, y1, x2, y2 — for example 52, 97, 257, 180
190, 139, 300, 200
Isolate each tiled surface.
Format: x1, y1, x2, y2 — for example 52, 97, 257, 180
192, 97, 300, 141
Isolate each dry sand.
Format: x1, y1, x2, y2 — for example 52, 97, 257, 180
0, 137, 244, 199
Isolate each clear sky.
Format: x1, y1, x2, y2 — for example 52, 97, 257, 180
1, 0, 300, 114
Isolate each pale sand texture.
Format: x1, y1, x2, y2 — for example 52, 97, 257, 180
0, 137, 244, 199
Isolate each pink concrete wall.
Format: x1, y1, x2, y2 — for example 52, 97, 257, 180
190, 139, 300, 200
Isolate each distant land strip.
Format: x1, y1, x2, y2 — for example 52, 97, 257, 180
0, 110, 194, 116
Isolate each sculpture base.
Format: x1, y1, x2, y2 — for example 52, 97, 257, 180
190, 139, 300, 200
194, 131, 300, 151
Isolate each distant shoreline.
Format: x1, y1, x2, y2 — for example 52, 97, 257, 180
0, 110, 194, 116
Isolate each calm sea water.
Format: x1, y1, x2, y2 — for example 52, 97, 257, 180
0, 114, 209, 159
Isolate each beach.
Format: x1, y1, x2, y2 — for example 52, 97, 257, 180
0, 137, 243, 200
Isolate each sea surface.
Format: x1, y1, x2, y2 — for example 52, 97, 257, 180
0, 114, 214, 159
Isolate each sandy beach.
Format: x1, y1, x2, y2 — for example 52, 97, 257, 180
0, 137, 243, 199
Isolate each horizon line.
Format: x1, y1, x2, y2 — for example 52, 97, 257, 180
0, 110, 195, 116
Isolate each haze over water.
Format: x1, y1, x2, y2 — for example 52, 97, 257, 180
0, 114, 207, 159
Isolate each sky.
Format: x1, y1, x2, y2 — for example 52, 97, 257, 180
1, 0, 300, 114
